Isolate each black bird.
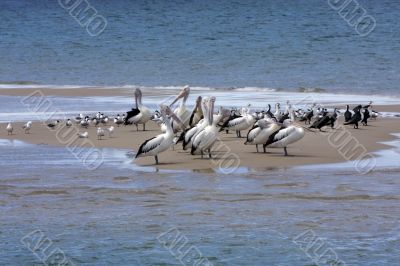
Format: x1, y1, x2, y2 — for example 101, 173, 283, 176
344, 105, 352, 122
265, 104, 274, 119
299, 109, 314, 124
309, 113, 330, 131
361, 108, 370, 126
344, 105, 362, 129
328, 108, 339, 129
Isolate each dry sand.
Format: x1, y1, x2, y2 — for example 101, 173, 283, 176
1, 116, 398, 171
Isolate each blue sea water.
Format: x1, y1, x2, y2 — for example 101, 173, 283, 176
0, 0, 400, 95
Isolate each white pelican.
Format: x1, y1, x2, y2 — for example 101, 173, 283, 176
170, 85, 191, 131
220, 106, 255, 137
97, 127, 105, 140
6, 122, 13, 135
245, 119, 281, 153
77, 132, 88, 138
107, 126, 114, 137
264, 111, 305, 156
181, 97, 210, 150
126, 88, 152, 131
189, 96, 203, 127
191, 96, 221, 158
135, 105, 177, 164
22, 121, 32, 134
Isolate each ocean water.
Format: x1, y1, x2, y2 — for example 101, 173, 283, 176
0, 0, 400, 95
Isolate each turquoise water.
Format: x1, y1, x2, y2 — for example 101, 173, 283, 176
1, 0, 400, 95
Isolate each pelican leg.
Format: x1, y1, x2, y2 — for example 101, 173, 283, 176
263, 145, 266, 153
143, 123, 146, 131
208, 150, 212, 159
226, 130, 229, 134
284, 147, 288, 156
256, 145, 259, 153
135, 124, 139, 131
155, 155, 159, 165
201, 151, 204, 159
238, 131, 242, 138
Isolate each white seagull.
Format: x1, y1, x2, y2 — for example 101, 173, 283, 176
22, 121, 32, 134
6, 122, 13, 135
66, 119, 72, 127
97, 127, 105, 140
107, 126, 114, 138
77, 132, 88, 138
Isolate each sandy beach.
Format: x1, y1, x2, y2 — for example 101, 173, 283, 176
1, 114, 398, 171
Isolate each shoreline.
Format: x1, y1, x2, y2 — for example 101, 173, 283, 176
1, 116, 398, 171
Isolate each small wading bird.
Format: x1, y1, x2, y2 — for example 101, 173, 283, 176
47, 120, 59, 129
22, 121, 32, 134
6, 122, 13, 135
107, 126, 114, 138
135, 105, 182, 164
77, 132, 88, 138
66, 119, 72, 127
97, 127, 105, 140
125, 88, 152, 131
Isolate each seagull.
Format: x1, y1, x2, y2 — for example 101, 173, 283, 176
77, 132, 88, 138
107, 126, 114, 137
22, 121, 32, 134
75, 113, 84, 124
66, 119, 72, 127
47, 120, 59, 129
97, 127, 105, 140
6, 122, 13, 135
80, 118, 89, 128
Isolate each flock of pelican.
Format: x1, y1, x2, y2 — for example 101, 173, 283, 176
3, 86, 378, 165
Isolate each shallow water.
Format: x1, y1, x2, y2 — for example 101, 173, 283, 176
1, 138, 400, 265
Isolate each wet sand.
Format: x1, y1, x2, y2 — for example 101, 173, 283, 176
1, 116, 398, 171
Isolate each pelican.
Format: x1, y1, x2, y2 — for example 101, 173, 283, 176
170, 85, 191, 130
245, 119, 281, 153
135, 105, 178, 164
97, 127, 105, 140
22, 121, 32, 134
6, 122, 13, 135
191, 96, 221, 158
126, 88, 152, 131
77, 132, 88, 138
274, 103, 283, 121
189, 96, 203, 127
264, 110, 305, 156
220, 106, 255, 138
